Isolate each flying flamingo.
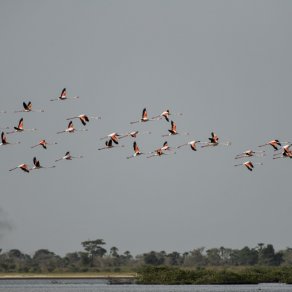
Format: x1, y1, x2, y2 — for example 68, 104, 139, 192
151, 109, 183, 122
14, 101, 44, 113
176, 140, 202, 151
57, 121, 88, 134
147, 148, 175, 158
50, 88, 79, 101
234, 161, 263, 171
273, 144, 292, 159
235, 149, 265, 159
119, 130, 151, 139
31, 157, 56, 170
66, 114, 101, 126
130, 108, 156, 124
127, 141, 145, 159
201, 132, 231, 148
100, 132, 121, 144
7, 118, 37, 134
98, 139, 124, 150
0, 132, 20, 146
258, 139, 289, 151
162, 120, 189, 137
31, 139, 58, 149
9, 164, 30, 173
55, 151, 83, 162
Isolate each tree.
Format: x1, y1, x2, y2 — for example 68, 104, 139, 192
81, 238, 107, 267
110, 246, 119, 258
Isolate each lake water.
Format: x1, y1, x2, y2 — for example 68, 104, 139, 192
0, 279, 291, 292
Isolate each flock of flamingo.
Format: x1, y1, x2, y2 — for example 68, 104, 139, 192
1, 88, 291, 173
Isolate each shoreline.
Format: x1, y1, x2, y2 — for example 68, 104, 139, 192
0, 273, 137, 280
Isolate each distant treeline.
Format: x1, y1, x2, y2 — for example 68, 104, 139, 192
1, 239, 292, 273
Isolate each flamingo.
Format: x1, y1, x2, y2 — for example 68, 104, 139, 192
151, 109, 183, 122
201, 132, 231, 148
31, 139, 58, 149
235, 149, 265, 159
176, 140, 202, 151
7, 118, 37, 134
234, 161, 263, 171
273, 144, 292, 159
31, 157, 56, 170
127, 141, 145, 159
258, 139, 289, 151
66, 114, 101, 126
147, 148, 175, 158
14, 101, 44, 113
9, 164, 30, 173
50, 88, 79, 101
100, 132, 120, 144
130, 108, 156, 124
162, 120, 189, 137
0, 132, 20, 146
55, 151, 83, 162
119, 130, 151, 139
98, 139, 124, 150
57, 121, 88, 134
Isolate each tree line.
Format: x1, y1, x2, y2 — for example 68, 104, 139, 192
1, 239, 292, 273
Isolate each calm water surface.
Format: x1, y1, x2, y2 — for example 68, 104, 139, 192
0, 279, 291, 292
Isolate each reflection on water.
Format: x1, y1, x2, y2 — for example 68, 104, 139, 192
0, 279, 291, 292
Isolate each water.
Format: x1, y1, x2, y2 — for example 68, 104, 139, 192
0, 279, 291, 292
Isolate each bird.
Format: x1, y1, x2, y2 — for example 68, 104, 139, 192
201, 132, 231, 148
119, 130, 151, 139
127, 141, 144, 159
66, 114, 101, 126
55, 151, 83, 162
50, 88, 79, 101
151, 109, 183, 122
31, 157, 56, 170
176, 140, 202, 151
273, 144, 292, 159
148, 141, 174, 154
130, 108, 156, 124
57, 121, 88, 134
258, 139, 289, 151
7, 118, 37, 134
0, 132, 20, 146
235, 149, 266, 159
147, 148, 174, 158
9, 164, 30, 173
100, 132, 120, 144
14, 101, 44, 113
234, 161, 263, 171
98, 139, 124, 150
162, 120, 189, 137
31, 139, 58, 149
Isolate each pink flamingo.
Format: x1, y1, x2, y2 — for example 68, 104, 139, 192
50, 88, 79, 101
100, 132, 121, 144
0, 132, 20, 146
258, 139, 289, 151
9, 164, 30, 173
14, 101, 44, 113
31, 139, 58, 149
119, 130, 151, 139
31, 157, 56, 170
57, 121, 88, 134
55, 151, 83, 162
162, 120, 189, 137
176, 140, 202, 151
151, 109, 183, 122
66, 114, 101, 126
130, 108, 156, 124
235, 149, 265, 159
234, 161, 263, 171
201, 132, 231, 148
127, 141, 145, 159
98, 139, 124, 150
7, 118, 37, 134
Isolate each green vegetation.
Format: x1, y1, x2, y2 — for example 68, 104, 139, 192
1, 239, 292, 284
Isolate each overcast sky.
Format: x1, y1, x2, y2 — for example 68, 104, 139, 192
1, 0, 292, 256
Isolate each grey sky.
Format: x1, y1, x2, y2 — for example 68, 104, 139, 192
0, 0, 292, 256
